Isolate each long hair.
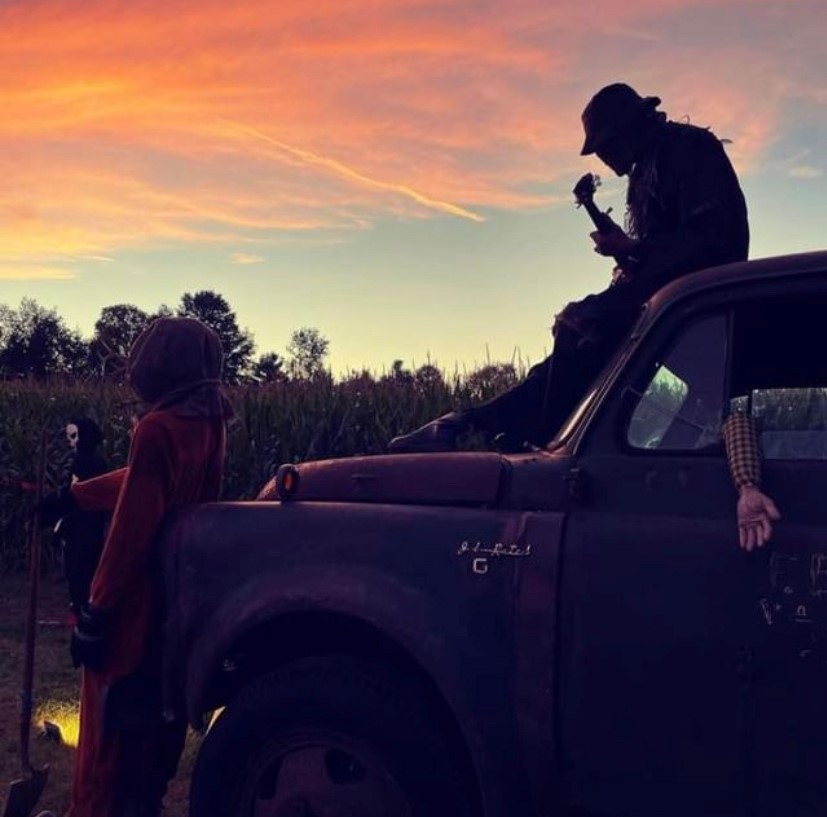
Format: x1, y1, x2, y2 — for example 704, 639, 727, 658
625, 110, 667, 240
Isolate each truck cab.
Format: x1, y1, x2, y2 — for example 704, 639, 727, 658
161, 250, 827, 817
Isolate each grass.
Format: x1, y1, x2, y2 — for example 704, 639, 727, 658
0, 574, 199, 816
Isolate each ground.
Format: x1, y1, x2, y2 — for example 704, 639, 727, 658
0, 574, 198, 816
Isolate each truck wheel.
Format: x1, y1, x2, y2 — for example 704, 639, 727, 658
189, 655, 476, 817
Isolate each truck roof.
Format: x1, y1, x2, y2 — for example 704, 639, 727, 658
644, 249, 827, 325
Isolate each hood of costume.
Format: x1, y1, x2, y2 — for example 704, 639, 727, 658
127, 317, 234, 420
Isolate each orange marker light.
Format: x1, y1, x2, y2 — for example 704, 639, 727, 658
275, 464, 300, 500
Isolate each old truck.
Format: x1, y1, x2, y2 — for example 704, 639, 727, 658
160, 250, 827, 817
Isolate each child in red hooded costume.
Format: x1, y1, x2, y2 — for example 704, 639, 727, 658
44, 317, 233, 817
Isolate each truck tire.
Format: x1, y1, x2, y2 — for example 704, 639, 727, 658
189, 654, 476, 817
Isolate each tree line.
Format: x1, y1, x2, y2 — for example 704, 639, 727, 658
0, 291, 331, 383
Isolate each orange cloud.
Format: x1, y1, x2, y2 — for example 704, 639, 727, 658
0, 266, 76, 281
0, 0, 823, 279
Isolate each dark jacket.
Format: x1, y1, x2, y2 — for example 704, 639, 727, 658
627, 120, 749, 285
60, 445, 109, 614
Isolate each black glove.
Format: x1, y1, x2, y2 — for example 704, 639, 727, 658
70, 604, 109, 670
34, 486, 76, 527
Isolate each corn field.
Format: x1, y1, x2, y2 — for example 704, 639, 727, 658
0, 364, 521, 571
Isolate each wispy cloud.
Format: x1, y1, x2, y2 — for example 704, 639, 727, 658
789, 165, 823, 180
230, 252, 265, 264
222, 121, 485, 222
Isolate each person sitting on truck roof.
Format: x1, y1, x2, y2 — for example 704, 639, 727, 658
37, 316, 234, 817
389, 82, 749, 454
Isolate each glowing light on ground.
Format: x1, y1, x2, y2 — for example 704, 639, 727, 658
37, 700, 80, 748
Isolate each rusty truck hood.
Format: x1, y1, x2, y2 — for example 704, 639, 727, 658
256, 449, 573, 511
258, 452, 507, 507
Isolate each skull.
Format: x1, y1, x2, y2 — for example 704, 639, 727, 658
66, 423, 79, 450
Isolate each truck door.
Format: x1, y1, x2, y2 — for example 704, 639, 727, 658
558, 280, 827, 817
728, 293, 827, 817
558, 304, 747, 817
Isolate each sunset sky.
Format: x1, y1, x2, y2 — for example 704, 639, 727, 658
1, 0, 825, 374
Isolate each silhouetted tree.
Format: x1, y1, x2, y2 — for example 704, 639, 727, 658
89, 303, 151, 376
177, 291, 255, 383
381, 359, 413, 384
286, 327, 330, 380
464, 363, 518, 402
0, 299, 88, 378
413, 363, 445, 390
253, 352, 286, 383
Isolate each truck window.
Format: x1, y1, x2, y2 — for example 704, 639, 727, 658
730, 294, 827, 460
626, 313, 728, 451
747, 388, 827, 459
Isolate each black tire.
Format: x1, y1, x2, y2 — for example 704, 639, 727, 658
189, 654, 477, 817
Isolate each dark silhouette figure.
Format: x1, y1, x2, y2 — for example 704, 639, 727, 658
390, 82, 749, 453
57, 417, 108, 616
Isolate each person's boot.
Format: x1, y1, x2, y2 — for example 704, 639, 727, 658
388, 411, 471, 453
34, 812, 57, 817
